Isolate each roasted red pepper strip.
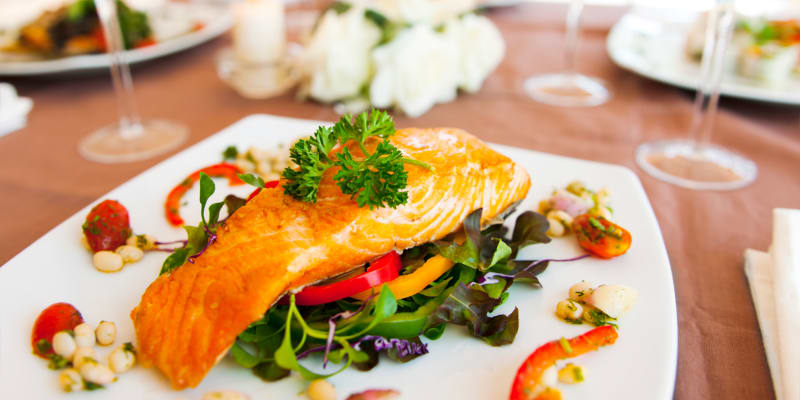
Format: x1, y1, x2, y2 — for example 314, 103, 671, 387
294, 252, 402, 306
165, 163, 245, 227
246, 180, 280, 202
509, 325, 618, 400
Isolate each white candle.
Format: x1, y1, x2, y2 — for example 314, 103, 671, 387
233, 0, 286, 65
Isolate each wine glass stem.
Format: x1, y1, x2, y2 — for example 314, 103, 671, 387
563, 0, 584, 76
95, 0, 143, 140
688, 0, 734, 151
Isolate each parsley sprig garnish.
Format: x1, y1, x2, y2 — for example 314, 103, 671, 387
281, 110, 430, 209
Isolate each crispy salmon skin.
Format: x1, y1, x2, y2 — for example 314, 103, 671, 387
131, 128, 531, 388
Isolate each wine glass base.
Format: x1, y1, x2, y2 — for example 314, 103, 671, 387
79, 119, 188, 163
636, 139, 757, 191
523, 73, 610, 107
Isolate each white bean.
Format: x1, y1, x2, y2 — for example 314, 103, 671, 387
93, 251, 124, 272
586, 285, 638, 318
255, 161, 272, 176
95, 321, 116, 346
558, 363, 585, 384
52, 331, 77, 360
115, 245, 143, 263
80, 362, 115, 385
568, 281, 594, 303
73, 323, 95, 347
108, 347, 136, 373
202, 390, 250, 400
566, 181, 588, 196
546, 217, 565, 237
126, 234, 157, 250
307, 379, 336, 400
80, 235, 91, 251
546, 210, 573, 237
59, 368, 83, 392
588, 205, 612, 220
72, 347, 96, 370
234, 158, 255, 173
594, 188, 612, 207
555, 299, 583, 321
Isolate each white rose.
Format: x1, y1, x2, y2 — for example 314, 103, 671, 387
300, 6, 381, 103
372, 0, 476, 25
369, 24, 459, 117
445, 13, 505, 93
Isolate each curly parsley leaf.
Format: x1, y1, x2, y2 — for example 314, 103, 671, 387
334, 141, 409, 209
281, 110, 429, 209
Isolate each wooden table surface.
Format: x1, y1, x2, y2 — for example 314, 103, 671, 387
2, 3, 799, 399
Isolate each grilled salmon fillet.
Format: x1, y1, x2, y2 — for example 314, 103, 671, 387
131, 128, 531, 389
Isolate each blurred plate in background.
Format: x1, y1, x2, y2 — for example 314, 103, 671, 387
607, 8, 800, 105
0, 1, 232, 76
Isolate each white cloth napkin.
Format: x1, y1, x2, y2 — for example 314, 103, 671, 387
0, 82, 33, 137
744, 208, 800, 400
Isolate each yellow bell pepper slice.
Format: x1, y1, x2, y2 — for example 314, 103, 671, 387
351, 255, 455, 301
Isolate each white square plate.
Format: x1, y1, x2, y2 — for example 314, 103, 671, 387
0, 115, 677, 399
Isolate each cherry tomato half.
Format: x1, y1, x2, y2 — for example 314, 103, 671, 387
82, 199, 131, 252
31, 303, 84, 358
572, 214, 632, 259
294, 252, 402, 306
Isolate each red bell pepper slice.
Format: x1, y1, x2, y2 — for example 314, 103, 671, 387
165, 163, 245, 227
509, 325, 618, 400
246, 180, 280, 202
294, 252, 402, 306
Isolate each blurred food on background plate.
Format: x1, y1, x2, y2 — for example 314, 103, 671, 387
0, 0, 218, 58
686, 13, 800, 86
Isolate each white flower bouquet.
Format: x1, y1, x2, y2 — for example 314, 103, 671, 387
297, 0, 505, 117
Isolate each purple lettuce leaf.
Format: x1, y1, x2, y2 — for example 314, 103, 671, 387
429, 283, 519, 346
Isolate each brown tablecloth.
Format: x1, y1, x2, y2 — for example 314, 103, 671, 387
2, 3, 798, 399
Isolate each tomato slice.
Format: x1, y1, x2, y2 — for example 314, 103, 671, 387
82, 199, 132, 252
165, 163, 245, 227
31, 303, 84, 358
294, 252, 402, 306
509, 326, 618, 400
246, 180, 280, 202
351, 255, 454, 301
572, 214, 632, 259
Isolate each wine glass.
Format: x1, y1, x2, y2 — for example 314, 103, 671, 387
636, 0, 757, 190
78, 0, 188, 163
523, 0, 610, 107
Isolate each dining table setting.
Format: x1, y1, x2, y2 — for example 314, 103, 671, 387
0, 0, 798, 399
